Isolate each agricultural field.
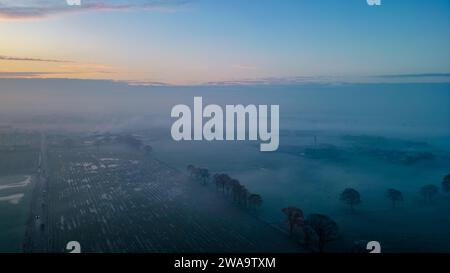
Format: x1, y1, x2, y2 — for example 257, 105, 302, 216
0, 175, 34, 252
43, 141, 299, 252
0, 131, 39, 252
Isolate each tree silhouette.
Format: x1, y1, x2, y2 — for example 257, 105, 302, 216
442, 174, 450, 194
340, 188, 361, 212
213, 173, 263, 211
232, 180, 242, 203
121, 134, 142, 150
239, 185, 249, 207
248, 194, 263, 210
187, 165, 196, 178
225, 178, 238, 196
302, 224, 317, 249
420, 184, 439, 203
281, 207, 304, 237
214, 173, 231, 194
213, 174, 220, 191
305, 214, 339, 253
143, 145, 153, 154
385, 188, 403, 208
198, 168, 210, 185
186, 165, 206, 183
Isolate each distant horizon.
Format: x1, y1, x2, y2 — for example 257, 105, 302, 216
1, 74, 450, 87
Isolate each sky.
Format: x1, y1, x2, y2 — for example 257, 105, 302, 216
0, 0, 449, 85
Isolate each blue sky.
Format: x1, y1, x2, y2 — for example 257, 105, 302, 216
0, 0, 449, 84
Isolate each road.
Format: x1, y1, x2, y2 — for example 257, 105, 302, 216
23, 132, 49, 252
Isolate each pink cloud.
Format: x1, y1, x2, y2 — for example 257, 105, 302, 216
0, 0, 190, 20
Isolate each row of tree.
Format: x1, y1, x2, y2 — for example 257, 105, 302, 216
187, 165, 263, 211
187, 165, 449, 253
187, 165, 339, 252
90, 134, 153, 154
281, 173, 450, 252
279, 184, 431, 253
281, 207, 339, 253
340, 174, 450, 212
117, 134, 153, 154
187, 165, 210, 185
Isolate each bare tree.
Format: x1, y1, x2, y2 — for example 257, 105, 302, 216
213, 173, 220, 191
340, 188, 361, 212
239, 185, 249, 207
281, 207, 304, 237
214, 173, 231, 194
305, 214, 339, 253
121, 134, 142, 150
420, 184, 439, 203
187, 165, 195, 178
248, 194, 263, 210
198, 168, 210, 185
143, 145, 153, 154
442, 174, 450, 194
385, 188, 403, 208
225, 178, 239, 196
186, 165, 210, 185
232, 180, 242, 203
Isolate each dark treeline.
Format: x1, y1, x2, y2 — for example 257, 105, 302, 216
187, 165, 449, 252
280, 173, 449, 252
64, 133, 154, 154
339, 173, 450, 213
187, 165, 263, 211
115, 134, 153, 154
281, 207, 339, 253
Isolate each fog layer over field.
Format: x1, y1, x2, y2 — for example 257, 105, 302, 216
0, 79, 449, 252
1, 79, 449, 137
